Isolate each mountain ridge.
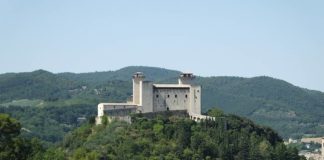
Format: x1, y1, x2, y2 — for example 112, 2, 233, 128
1, 66, 322, 93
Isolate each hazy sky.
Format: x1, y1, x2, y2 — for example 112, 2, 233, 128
1, 0, 324, 91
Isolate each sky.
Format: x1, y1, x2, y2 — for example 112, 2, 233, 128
0, 0, 324, 91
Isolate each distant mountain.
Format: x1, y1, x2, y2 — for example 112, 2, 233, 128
196, 76, 324, 137
58, 66, 181, 84
0, 70, 79, 102
1, 66, 324, 138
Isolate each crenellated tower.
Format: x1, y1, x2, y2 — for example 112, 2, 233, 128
132, 72, 145, 105
178, 73, 195, 85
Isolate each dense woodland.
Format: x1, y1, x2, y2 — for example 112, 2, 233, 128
0, 109, 306, 160
0, 104, 96, 143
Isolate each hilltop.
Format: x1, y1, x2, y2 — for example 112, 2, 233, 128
1, 110, 303, 160
58, 66, 181, 84
1, 66, 324, 142
0, 69, 79, 101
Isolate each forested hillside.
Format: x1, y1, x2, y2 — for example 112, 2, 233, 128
50, 110, 303, 160
197, 76, 324, 138
1, 66, 324, 142
0, 70, 80, 101
0, 110, 305, 160
0, 104, 96, 143
58, 66, 181, 84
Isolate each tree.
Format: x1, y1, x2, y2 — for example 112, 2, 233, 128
0, 113, 21, 141
207, 108, 224, 117
102, 116, 108, 126
258, 140, 272, 160
42, 148, 65, 160
0, 113, 22, 159
0, 114, 41, 160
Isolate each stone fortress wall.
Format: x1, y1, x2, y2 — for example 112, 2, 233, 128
96, 72, 210, 124
153, 87, 190, 112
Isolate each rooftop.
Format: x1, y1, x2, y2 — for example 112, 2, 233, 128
153, 84, 191, 88
99, 103, 137, 106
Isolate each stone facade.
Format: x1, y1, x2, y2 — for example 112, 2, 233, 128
96, 72, 209, 124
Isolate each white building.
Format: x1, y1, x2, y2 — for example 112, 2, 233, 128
96, 72, 211, 124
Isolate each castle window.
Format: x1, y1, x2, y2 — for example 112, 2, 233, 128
175, 95, 177, 98
156, 95, 159, 98
185, 94, 188, 98
167, 95, 170, 98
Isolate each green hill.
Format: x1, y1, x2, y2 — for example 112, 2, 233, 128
58, 66, 181, 84
0, 70, 79, 102
197, 76, 324, 138
1, 66, 324, 140
35, 110, 305, 160
0, 111, 305, 160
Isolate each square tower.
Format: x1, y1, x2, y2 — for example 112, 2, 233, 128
132, 72, 145, 105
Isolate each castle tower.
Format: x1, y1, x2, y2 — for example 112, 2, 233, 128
178, 73, 195, 85
133, 72, 145, 105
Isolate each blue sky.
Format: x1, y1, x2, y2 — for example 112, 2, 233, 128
1, 0, 324, 91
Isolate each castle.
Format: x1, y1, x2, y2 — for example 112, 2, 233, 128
96, 72, 213, 124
